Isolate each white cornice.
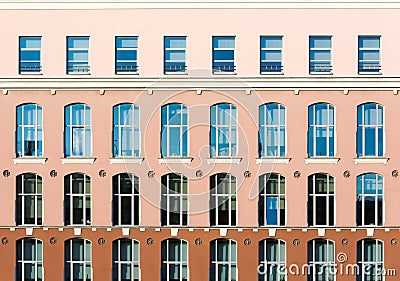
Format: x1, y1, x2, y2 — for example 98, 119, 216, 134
1, 0, 400, 10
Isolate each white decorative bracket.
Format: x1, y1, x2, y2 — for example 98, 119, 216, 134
197, 89, 202, 95
2, 89, 8, 95
394, 89, 399, 95
343, 89, 349, 95
294, 89, 300, 95
50, 89, 56, 95
148, 89, 153, 95
99, 89, 105, 95
246, 89, 252, 95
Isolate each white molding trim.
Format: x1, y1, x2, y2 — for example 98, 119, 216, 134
207, 158, 242, 164
12, 157, 47, 164
256, 157, 291, 164
353, 157, 389, 164
157, 157, 193, 164
61, 157, 96, 164
305, 157, 340, 164
109, 157, 144, 164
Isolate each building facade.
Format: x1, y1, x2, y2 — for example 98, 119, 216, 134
0, 1, 400, 280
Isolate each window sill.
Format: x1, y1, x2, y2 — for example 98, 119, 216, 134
109, 157, 144, 164
358, 72, 382, 75
12, 157, 47, 164
212, 72, 237, 75
256, 157, 291, 164
115, 72, 139, 75
354, 157, 389, 164
157, 157, 193, 164
66, 72, 91, 75
309, 72, 333, 75
163, 72, 188, 75
19, 72, 43, 75
61, 157, 96, 164
207, 158, 242, 164
305, 157, 340, 164
260, 72, 284, 75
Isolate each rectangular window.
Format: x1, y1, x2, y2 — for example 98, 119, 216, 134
358, 36, 381, 73
115, 36, 138, 74
212, 36, 235, 73
309, 36, 332, 73
164, 36, 186, 74
19, 37, 41, 73
67, 36, 89, 74
260, 36, 283, 73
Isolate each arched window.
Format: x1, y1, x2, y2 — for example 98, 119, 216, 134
258, 239, 286, 281
259, 173, 285, 226
357, 103, 384, 157
259, 103, 286, 157
210, 103, 237, 157
307, 239, 335, 281
65, 239, 92, 281
308, 103, 335, 157
161, 173, 188, 226
357, 173, 383, 226
112, 239, 140, 281
16, 238, 43, 281
16, 103, 43, 157
113, 103, 140, 157
308, 173, 335, 226
113, 173, 139, 226
357, 239, 384, 281
161, 239, 188, 281
16, 173, 43, 226
65, 103, 91, 157
210, 173, 236, 226
161, 103, 188, 157
65, 173, 91, 226
210, 239, 237, 281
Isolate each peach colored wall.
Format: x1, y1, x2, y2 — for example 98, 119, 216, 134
0, 9, 398, 77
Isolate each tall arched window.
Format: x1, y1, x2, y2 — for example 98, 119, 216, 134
113, 103, 140, 157
113, 173, 140, 226
357, 239, 384, 281
210, 103, 237, 157
308, 173, 335, 226
259, 173, 285, 226
65, 173, 91, 226
357, 173, 383, 226
65, 239, 92, 281
357, 103, 384, 157
16, 238, 43, 281
16, 103, 43, 157
307, 239, 335, 281
65, 103, 91, 157
16, 173, 43, 226
210, 239, 237, 281
161, 239, 188, 281
258, 239, 286, 281
161, 103, 188, 157
112, 239, 140, 281
210, 173, 237, 226
161, 173, 188, 226
308, 103, 335, 157
259, 103, 286, 157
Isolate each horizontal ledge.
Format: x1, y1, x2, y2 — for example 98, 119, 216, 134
109, 157, 144, 164
256, 157, 291, 164
157, 157, 193, 164
305, 157, 340, 164
354, 157, 389, 164
12, 157, 47, 164
61, 158, 96, 164
207, 158, 242, 164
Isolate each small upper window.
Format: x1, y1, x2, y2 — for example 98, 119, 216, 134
212, 36, 235, 73
19, 37, 41, 74
115, 36, 138, 74
67, 37, 89, 74
164, 37, 186, 74
260, 36, 283, 74
309, 36, 332, 73
358, 36, 381, 73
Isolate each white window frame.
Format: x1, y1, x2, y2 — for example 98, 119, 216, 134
258, 239, 286, 281
210, 103, 237, 157
65, 239, 92, 281
357, 173, 384, 227
164, 36, 187, 74
161, 103, 188, 157
309, 36, 332, 73
17, 103, 43, 158
115, 36, 138, 74
308, 173, 335, 227
113, 239, 141, 281
65, 103, 92, 157
308, 103, 335, 157
358, 36, 381, 73
308, 239, 335, 281
212, 36, 235, 73
210, 239, 237, 281
259, 173, 286, 227
357, 103, 384, 157
113, 103, 140, 157
161, 239, 189, 281
357, 239, 384, 281
260, 36, 283, 74
65, 173, 91, 226
17, 238, 43, 281
113, 173, 140, 226
210, 173, 237, 227
17, 173, 43, 226
161, 173, 188, 226
67, 36, 90, 74
259, 103, 286, 157
19, 36, 42, 74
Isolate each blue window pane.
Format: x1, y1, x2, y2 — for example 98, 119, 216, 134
68, 37, 89, 48
20, 51, 41, 61
20, 37, 41, 73
310, 37, 331, 48
117, 50, 137, 61
116, 37, 138, 48
308, 127, 314, 157
364, 127, 376, 156
280, 127, 286, 157
266, 197, 278, 225
213, 37, 235, 48
210, 127, 217, 157
261, 37, 282, 48
359, 37, 380, 48
165, 37, 186, 48
378, 127, 383, 156
214, 50, 234, 61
